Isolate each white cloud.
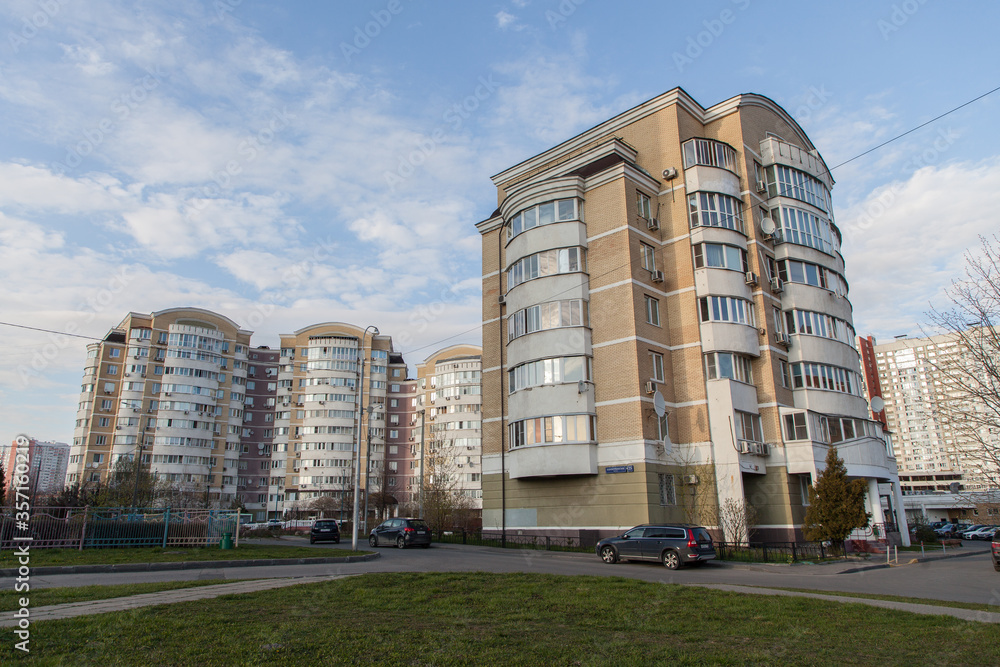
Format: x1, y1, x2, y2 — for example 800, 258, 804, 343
840, 159, 1000, 340
496, 10, 518, 30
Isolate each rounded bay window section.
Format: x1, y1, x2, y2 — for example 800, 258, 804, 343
501, 177, 595, 478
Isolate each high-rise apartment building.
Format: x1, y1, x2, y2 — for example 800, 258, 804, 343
414, 345, 484, 516
478, 88, 908, 543
865, 332, 998, 494
3, 436, 70, 497
70, 309, 252, 505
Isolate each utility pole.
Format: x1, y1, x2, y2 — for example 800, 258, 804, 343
419, 408, 426, 517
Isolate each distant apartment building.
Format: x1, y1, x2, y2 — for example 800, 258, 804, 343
240, 346, 280, 520
478, 88, 907, 543
69, 309, 252, 505
2, 436, 70, 497
414, 345, 484, 516
864, 332, 998, 495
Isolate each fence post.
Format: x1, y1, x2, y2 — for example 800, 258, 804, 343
762, 543, 768, 563
79, 505, 90, 551
162, 507, 171, 548
546, 536, 550, 550
791, 541, 797, 562
820, 542, 825, 559
462, 528, 467, 545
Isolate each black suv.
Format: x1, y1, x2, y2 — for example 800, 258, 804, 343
596, 524, 716, 569
309, 519, 341, 544
369, 518, 432, 549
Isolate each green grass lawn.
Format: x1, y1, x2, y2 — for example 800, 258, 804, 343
0, 579, 244, 610
0, 544, 366, 568
3, 572, 999, 666
749, 586, 1000, 614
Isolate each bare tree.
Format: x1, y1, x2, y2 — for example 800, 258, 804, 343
717, 496, 760, 545
925, 235, 1000, 514
421, 440, 475, 532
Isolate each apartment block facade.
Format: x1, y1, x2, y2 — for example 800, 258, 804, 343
3, 436, 70, 497
478, 88, 908, 543
865, 332, 999, 495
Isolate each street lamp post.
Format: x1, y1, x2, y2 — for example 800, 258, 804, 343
351, 325, 378, 551
418, 408, 426, 517
363, 404, 374, 533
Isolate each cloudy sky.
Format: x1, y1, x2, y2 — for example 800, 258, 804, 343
2, 0, 999, 445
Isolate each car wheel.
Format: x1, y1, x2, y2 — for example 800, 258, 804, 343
309, 536, 315, 544
994, 561, 1000, 572
334, 538, 340, 544
600, 546, 618, 564
662, 550, 681, 570
369, 535, 378, 548
396, 536, 406, 549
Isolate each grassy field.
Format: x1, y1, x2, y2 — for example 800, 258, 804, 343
0, 544, 364, 568
0, 579, 244, 609
2, 572, 999, 666
751, 586, 1000, 613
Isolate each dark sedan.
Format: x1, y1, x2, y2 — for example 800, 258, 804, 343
309, 519, 341, 544
369, 517, 432, 548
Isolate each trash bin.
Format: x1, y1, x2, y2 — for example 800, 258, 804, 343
220, 532, 233, 550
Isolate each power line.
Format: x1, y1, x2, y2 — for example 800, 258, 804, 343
0, 321, 103, 341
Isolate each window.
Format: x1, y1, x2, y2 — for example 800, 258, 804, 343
688, 193, 745, 233
106, 364, 118, 375
779, 360, 791, 388
735, 411, 763, 443
507, 299, 587, 341
704, 352, 753, 384
698, 296, 755, 325
771, 205, 837, 255
92, 453, 104, 463
692, 243, 747, 272
640, 242, 656, 271
658, 473, 676, 505
783, 412, 809, 441
765, 164, 830, 212
508, 356, 591, 393
682, 138, 738, 173
109, 348, 121, 358
508, 414, 595, 448
645, 296, 660, 326
507, 198, 579, 239
799, 474, 812, 506
507, 247, 585, 290
657, 413, 669, 442
637, 191, 652, 220
791, 362, 861, 395
650, 352, 664, 382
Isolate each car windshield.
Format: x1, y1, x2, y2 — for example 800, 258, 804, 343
692, 528, 713, 543
407, 520, 429, 530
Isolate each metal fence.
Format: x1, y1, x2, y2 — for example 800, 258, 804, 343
714, 541, 832, 563
0, 506, 240, 550
437, 530, 592, 552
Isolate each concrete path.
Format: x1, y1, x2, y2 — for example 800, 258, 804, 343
0, 575, 350, 626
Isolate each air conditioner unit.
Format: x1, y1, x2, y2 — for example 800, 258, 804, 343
745, 271, 758, 286
140, 374, 146, 378
776, 332, 791, 347
132, 408, 138, 413
104, 389, 112, 394
760, 442, 773, 456
116, 426, 121, 430
758, 327, 767, 336
684, 475, 699, 485
165, 392, 171, 396
644, 380, 656, 395
185, 410, 190, 414
770, 277, 784, 294
408, 436, 415, 441
647, 218, 659, 231
755, 179, 767, 193
497, 294, 506, 305
457, 464, 463, 468
651, 270, 664, 283
738, 440, 753, 454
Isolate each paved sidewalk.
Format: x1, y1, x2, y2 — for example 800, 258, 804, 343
0, 575, 351, 627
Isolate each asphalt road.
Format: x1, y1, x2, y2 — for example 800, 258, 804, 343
17, 538, 999, 607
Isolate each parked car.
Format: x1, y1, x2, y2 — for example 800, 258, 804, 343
309, 519, 341, 544
267, 519, 283, 528
934, 523, 958, 538
971, 526, 999, 541
992, 534, 1000, 572
961, 525, 989, 539
596, 524, 716, 570
369, 518, 432, 549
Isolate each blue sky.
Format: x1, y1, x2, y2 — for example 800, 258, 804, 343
3, 0, 999, 444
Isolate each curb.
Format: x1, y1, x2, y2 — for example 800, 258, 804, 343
838, 547, 988, 573
0, 552, 379, 577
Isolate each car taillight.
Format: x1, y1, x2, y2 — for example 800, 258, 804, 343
687, 531, 698, 548
404, 527, 414, 533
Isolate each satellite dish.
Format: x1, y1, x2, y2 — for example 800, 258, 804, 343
760, 217, 776, 236
870, 396, 885, 413
948, 482, 960, 493
653, 390, 666, 418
